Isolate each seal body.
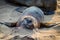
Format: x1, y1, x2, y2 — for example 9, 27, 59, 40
17, 6, 44, 29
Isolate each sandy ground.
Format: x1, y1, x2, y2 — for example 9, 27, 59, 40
0, 0, 60, 40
